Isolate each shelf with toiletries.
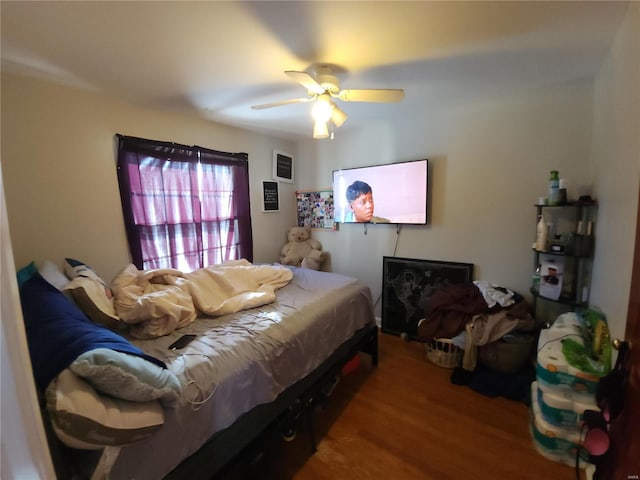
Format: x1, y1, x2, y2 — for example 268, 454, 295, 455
530, 201, 597, 324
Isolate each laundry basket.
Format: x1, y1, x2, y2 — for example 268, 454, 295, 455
425, 337, 462, 368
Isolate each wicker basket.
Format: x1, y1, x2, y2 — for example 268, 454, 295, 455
425, 337, 462, 368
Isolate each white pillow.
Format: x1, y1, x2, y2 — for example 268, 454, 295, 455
46, 369, 164, 450
70, 348, 181, 407
63, 276, 120, 329
64, 258, 108, 286
37, 260, 70, 290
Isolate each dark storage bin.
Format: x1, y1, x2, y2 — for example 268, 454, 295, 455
478, 332, 535, 373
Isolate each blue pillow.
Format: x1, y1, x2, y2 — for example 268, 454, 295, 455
17, 261, 37, 286
19, 272, 166, 391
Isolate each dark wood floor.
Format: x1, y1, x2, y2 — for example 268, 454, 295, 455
221, 332, 576, 480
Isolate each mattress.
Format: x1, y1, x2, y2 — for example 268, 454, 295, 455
104, 266, 375, 479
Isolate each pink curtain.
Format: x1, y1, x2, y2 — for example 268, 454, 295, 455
116, 135, 253, 272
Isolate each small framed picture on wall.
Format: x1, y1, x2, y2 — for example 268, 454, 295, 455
273, 150, 294, 183
262, 181, 280, 212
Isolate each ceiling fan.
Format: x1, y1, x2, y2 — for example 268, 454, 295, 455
251, 65, 405, 138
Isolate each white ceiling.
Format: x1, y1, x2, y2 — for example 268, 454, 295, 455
1, 1, 629, 141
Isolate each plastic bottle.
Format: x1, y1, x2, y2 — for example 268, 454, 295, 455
532, 265, 541, 293
548, 170, 560, 205
559, 178, 568, 204
574, 220, 585, 255
582, 220, 594, 256
535, 216, 548, 251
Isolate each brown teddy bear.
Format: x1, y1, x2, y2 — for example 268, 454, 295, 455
280, 226, 327, 270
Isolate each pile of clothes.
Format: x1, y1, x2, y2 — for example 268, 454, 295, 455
418, 280, 538, 371
417, 281, 540, 402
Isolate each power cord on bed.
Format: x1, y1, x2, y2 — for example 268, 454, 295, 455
171, 353, 219, 411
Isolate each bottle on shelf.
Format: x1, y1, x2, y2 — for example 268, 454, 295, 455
532, 265, 541, 293
573, 220, 594, 256
583, 220, 594, 256
535, 216, 548, 251
574, 220, 585, 255
559, 178, 568, 204
548, 170, 561, 205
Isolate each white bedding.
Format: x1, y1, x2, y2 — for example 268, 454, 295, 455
105, 266, 375, 479
111, 259, 293, 338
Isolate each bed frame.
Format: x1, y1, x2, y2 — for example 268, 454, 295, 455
165, 323, 378, 479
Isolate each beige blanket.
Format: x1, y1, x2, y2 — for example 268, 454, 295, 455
110, 260, 293, 338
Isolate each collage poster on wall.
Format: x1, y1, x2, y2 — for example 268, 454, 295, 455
296, 189, 335, 230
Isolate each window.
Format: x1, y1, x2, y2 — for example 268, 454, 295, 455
116, 135, 253, 272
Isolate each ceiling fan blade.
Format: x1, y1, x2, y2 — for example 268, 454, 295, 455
337, 89, 405, 103
331, 104, 348, 128
251, 97, 313, 110
285, 70, 325, 95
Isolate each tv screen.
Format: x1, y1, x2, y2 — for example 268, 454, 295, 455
333, 159, 429, 225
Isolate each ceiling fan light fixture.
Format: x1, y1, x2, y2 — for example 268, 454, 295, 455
313, 120, 329, 139
252, 67, 404, 138
312, 93, 333, 123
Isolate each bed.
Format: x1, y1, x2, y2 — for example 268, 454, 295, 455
19, 259, 378, 479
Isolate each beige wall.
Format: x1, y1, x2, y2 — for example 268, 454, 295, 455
299, 81, 595, 318
590, 2, 640, 341
1, 74, 297, 282
297, 4, 640, 338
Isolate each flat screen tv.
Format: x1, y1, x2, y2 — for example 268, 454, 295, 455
332, 159, 429, 225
